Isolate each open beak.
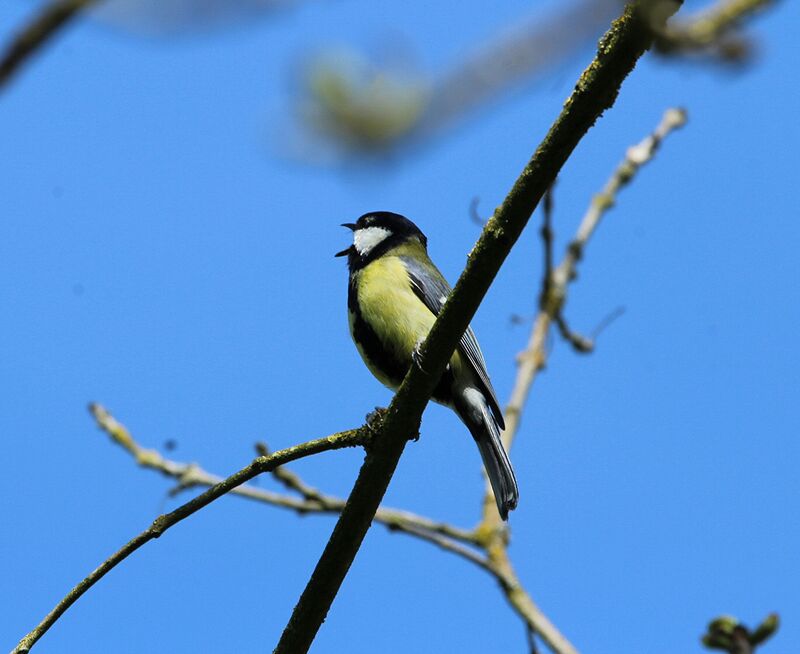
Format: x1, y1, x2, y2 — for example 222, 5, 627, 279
335, 223, 357, 257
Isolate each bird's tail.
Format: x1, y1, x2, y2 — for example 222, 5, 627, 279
461, 390, 519, 520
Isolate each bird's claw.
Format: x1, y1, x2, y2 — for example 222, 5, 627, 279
365, 407, 419, 442
412, 341, 427, 373
365, 407, 387, 431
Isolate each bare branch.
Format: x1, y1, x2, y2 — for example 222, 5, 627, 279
486, 105, 689, 512
11, 408, 370, 654
396, 523, 492, 572
654, 0, 775, 63
554, 313, 595, 353
92, 410, 479, 546
274, 4, 684, 653
540, 184, 556, 295
0, 0, 99, 90
92, 400, 583, 654
554, 107, 687, 295
296, 0, 623, 155
84, 96, 684, 654
11, 9, 695, 654
528, 627, 541, 654
474, 106, 688, 654
539, 184, 596, 354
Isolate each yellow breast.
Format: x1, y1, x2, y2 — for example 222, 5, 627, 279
355, 255, 436, 362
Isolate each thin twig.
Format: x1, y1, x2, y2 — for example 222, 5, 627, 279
257, 442, 329, 505
528, 627, 541, 654
91, 405, 579, 654
397, 524, 492, 572
590, 305, 626, 341
11, 410, 370, 654
0, 0, 99, 89
554, 313, 595, 353
476, 106, 688, 654
654, 0, 775, 63
540, 183, 556, 303
539, 185, 595, 354
469, 197, 487, 225
554, 106, 688, 295
91, 410, 479, 546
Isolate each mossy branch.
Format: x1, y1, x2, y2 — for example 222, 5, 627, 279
272, 4, 682, 653
10, 410, 370, 654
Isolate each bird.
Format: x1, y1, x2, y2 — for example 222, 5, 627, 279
336, 211, 518, 519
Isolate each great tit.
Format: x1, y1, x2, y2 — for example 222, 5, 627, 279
336, 211, 518, 519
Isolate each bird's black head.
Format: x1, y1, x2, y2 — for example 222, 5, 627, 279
335, 211, 427, 268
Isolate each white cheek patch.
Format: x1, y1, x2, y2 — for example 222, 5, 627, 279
354, 226, 392, 256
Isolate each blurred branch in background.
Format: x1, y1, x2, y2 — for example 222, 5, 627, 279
71, 108, 687, 654
0, 0, 775, 153
0, 0, 98, 88
292, 0, 773, 159
701, 614, 780, 654
293, 0, 623, 159
0, 0, 304, 90
90, 0, 298, 35
653, 0, 776, 64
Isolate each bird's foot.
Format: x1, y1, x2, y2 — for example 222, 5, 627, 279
365, 407, 387, 431
365, 407, 419, 443
412, 340, 427, 373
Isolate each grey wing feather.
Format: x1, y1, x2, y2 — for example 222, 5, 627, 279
401, 256, 505, 429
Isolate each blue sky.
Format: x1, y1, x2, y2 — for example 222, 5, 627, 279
1, 1, 798, 653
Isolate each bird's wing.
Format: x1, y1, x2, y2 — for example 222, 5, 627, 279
400, 255, 505, 429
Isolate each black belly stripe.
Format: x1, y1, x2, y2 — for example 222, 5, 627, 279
348, 279, 456, 406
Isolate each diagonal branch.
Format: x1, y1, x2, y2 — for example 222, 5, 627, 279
11, 6, 694, 654
0, 0, 99, 89
10, 416, 370, 654
77, 107, 687, 654
273, 4, 682, 653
